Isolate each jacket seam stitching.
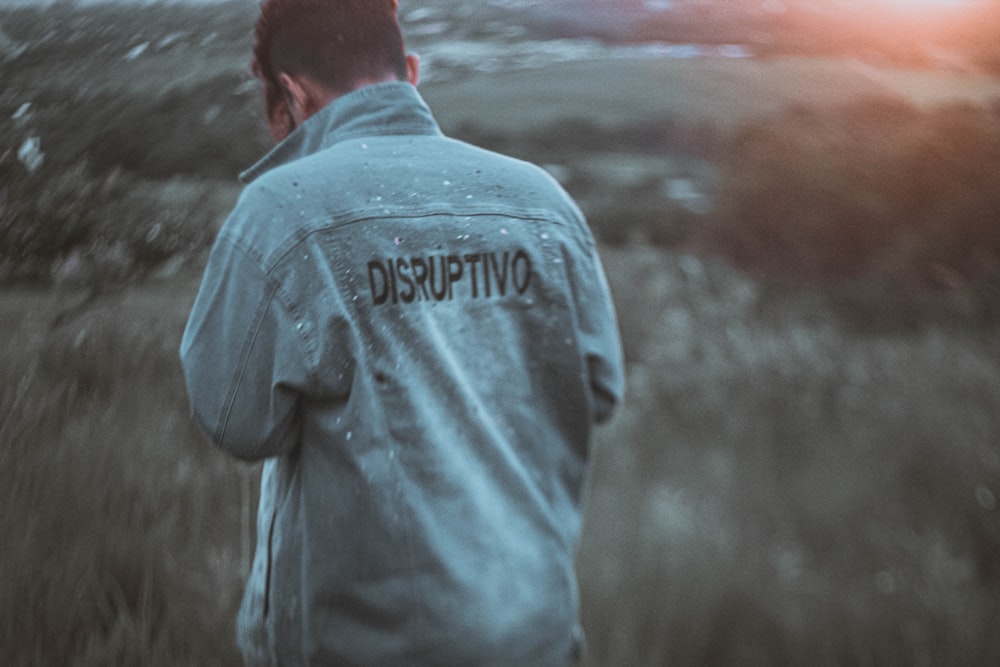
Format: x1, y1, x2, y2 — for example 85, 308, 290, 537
265, 209, 570, 270
217, 278, 281, 449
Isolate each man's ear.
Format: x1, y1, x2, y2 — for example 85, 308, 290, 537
405, 53, 420, 86
278, 72, 312, 123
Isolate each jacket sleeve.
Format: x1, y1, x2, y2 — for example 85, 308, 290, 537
179, 231, 310, 461
566, 229, 626, 425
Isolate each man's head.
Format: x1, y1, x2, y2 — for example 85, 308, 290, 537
251, 0, 419, 141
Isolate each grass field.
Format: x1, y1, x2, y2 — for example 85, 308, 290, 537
3, 1, 1000, 665
422, 55, 1000, 132
3, 245, 999, 666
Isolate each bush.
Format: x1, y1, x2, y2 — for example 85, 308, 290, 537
0, 158, 217, 284
702, 97, 1000, 324
11, 77, 268, 181
81, 76, 268, 180
0, 155, 106, 281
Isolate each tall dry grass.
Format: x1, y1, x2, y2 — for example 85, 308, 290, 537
2, 244, 998, 665
0, 302, 252, 666
579, 244, 1000, 666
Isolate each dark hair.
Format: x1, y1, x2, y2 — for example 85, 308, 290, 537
251, 0, 407, 133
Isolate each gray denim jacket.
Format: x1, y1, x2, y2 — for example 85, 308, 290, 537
180, 82, 624, 666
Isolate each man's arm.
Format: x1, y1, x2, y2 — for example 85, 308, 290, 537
180, 231, 309, 461
565, 232, 626, 425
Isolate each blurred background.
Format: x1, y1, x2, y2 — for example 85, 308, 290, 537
2, 0, 999, 664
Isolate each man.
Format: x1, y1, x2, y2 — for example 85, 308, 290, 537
180, 1, 625, 665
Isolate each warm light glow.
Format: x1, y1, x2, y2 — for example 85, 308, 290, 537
811, 0, 992, 26
843, 0, 984, 10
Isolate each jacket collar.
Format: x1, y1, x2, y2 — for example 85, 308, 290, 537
240, 81, 442, 184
